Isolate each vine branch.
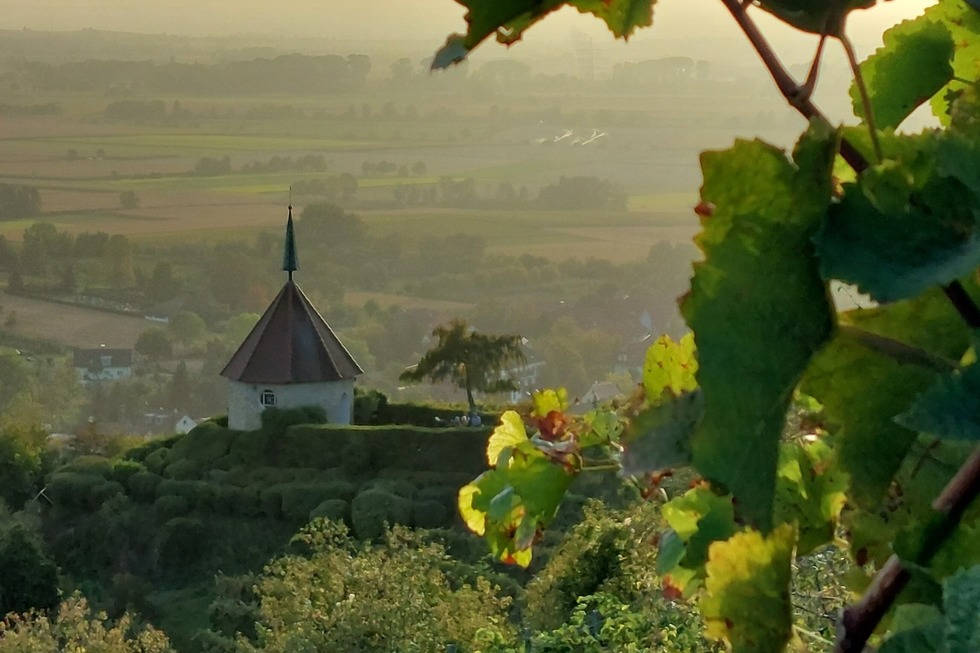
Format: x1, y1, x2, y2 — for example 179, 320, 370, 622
835, 447, 980, 652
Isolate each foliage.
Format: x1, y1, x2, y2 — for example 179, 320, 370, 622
135, 328, 173, 361
442, 1, 980, 651
239, 520, 514, 653
400, 318, 525, 415
0, 594, 175, 653
0, 522, 60, 617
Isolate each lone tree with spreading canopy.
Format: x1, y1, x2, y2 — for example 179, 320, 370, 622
400, 319, 525, 416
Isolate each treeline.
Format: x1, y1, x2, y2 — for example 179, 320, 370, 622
15, 53, 371, 95
0, 183, 41, 221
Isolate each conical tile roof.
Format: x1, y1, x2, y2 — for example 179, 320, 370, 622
220, 279, 362, 384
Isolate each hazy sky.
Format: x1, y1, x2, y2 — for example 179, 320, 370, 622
1, 0, 936, 53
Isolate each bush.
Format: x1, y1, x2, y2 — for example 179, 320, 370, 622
309, 499, 348, 523
143, 447, 169, 475
350, 488, 411, 540
109, 459, 145, 486
168, 423, 236, 471
340, 439, 372, 475
126, 471, 163, 503
155, 494, 191, 519
157, 517, 209, 570
0, 523, 59, 616
277, 482, 356, 522
47, 473, 123, 511
247, 521, 513, 652
59, 455, 112, 477
412, 499, 449, 529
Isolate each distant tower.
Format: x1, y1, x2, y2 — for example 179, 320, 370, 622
221, 206, 363, 430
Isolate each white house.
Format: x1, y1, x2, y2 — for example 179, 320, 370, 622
74, 347, 133, 383
220, 208, 363, 431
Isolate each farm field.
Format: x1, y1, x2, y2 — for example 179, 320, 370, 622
0, 293, 150, 349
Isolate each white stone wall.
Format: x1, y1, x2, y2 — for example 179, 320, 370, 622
227, 379, 355, 431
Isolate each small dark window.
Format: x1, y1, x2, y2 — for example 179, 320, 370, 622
260, 389, 276, 407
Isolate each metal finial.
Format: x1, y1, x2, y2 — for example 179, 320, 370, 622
282, 205, 298, 281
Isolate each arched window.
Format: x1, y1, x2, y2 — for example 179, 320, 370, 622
260, 389, 276, 407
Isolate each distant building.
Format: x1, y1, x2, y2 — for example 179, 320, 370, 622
221, 207, 363, 430
74, 347, 133, 383
175, 415, 202, 434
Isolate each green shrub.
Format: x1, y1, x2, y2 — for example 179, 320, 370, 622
259, 486, 283, 520
126, 471, 163, 503
59, 455, 112, 477
229, 429, 275, 466
353, 388, 388, 425
155, 494, 191, 519
340, 439, 371, 475
363, 477, 415, 499
143, 447, 169, 475
109, 459, 146, 486
47, 473, 123, 511
260, 405, 327, 439
350, 489, 411, 540
157, 517, 209, 570
168, 423, 237, 469
162, 458, 201, 480
277, 482, 355, 522
0, 523, 60, 617
412, 499, 449, 529
309, 499, 348, 523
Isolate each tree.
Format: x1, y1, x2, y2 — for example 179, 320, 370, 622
439, 2, 980, 652
105, 234, 135, 289
119, 190, 140, 209
400, 318, 525, 415
168, 311, 206, 350
134, 327, 172, 362
0, 522, 59, 617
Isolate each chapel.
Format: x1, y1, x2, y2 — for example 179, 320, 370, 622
220, 208, 362, 430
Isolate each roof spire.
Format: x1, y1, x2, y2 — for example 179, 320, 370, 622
282, 203, 298, 281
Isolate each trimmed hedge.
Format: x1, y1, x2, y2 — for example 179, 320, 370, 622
350, 488, 411, 540
376, 401, 497, 427
282, 424, 489, 474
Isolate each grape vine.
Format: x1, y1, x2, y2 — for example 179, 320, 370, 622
437, 1, 980, 652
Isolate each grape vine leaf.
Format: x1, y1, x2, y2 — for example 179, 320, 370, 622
642, 332, 698, 402
815, 129, 980, 303
800, 328, 939, 507
432, 0, 655, 69
458, 446, 573, 567
486, 410, 531, 465
772, 438, 848, 555
620, 389, 701, 476
681, 124, 837, 531
700, 524, 796, 653
850, 14, 954, 130
896, 362, 980, 441
944, 563, 980, 653
926, 0, 980, 124
658, 487, 736, 581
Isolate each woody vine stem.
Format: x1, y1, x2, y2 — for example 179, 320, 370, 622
719, 0, 980, 650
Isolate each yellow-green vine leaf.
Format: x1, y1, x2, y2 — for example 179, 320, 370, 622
682, 123, 837, 531
700, 523, 796, 653
773, 438, 848, 555
658, 486, 736, 589
486, 410, 530, 466
642, 332, 698, 402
